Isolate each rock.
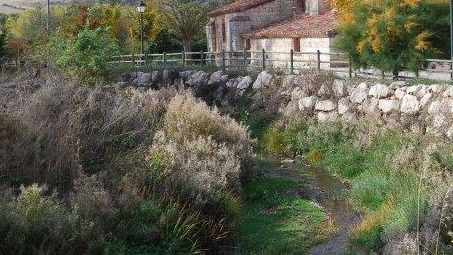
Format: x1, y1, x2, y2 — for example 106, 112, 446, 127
389, 81, 405, 89
137, 72, 151, 86
416, 85, 427, 98
226, 78, 238, 88
406, 85, 420, 95
333, 79, 346, 97
369, 83, 389, 99
440, 98, 453, 114
394, 89, 406, 100
400, 94, 420, 114
162, 70, 170, 82
378, 99, 396, 113
433, 114, 446, 128
291, 87, 308, 101
208, 71, 224, 85
151, 71, 161, 83
179, 70, 195, 80
419, 93, 432, 107
341, 111, 356, 122
253, 70, 273, 89
315, 100, 336, 112
186, 71, 209, 87
428, 84, 444, 93
364, 97, 379, 114
236, 76, 253, 89
317, 84, 331, 97
443, 86, 453, 97
299, 96, 317, 110
428, 100, 441, 115
338, 97, 351, 115
317, 111, 338, 123
350, 82, 369, 103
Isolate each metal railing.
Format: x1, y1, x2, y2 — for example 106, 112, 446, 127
2, 50, 448, 80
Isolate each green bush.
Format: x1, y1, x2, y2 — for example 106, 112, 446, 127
51, 27, 119, 84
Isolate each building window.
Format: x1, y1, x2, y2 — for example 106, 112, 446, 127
222, 20, 226, 43
246, 39, 251, 50
294, 0, 305, 13
293, 38, 300, 52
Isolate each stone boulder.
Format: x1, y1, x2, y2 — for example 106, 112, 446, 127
136, 72, 151, 86
298, 96, 317, 110
378, 99, 396, 113
208, 71, 228, 85
186, 71, 209, 87
253, 70, 273, 89
337, 97, 351, 115
315, 100, 336, 112
350, 82, 369, 103
333, 79, 347, 97
236, 76, 253, 89
369, 83, 389, 99
400, 94, 420, 114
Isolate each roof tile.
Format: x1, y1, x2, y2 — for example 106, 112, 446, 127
209, 0, 275, 17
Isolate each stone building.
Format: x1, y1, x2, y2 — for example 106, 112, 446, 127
206, 0, 338, 69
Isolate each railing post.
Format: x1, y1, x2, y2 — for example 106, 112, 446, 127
163, 52, 167, 69
262, 48, 266, 70
290, 49, 294, 74
144, 52, 148, 67
182, 51, 185, 66
200, 50, 204, 66
317, 50, 321, 71
349, 56, 352, 78
222, 49, 226, 72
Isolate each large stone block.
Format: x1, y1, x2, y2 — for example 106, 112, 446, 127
369, 83, 389, 99
350, 82, 369, 104
400, 94, 420, 114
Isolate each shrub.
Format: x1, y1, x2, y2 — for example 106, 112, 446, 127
51, 27, 119, 84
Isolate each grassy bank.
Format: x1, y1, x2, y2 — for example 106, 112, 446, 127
234, 161, 326, 254
262, 117, 453, 253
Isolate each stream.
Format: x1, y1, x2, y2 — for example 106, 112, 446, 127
303, 166, 361, 255
274, 160, 362, 255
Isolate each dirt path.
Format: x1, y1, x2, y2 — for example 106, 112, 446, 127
264, 159, 362, 255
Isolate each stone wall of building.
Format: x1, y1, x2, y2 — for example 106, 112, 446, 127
207, 0, 295, 53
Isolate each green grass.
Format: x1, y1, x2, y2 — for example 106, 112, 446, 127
235, 177, 325, 254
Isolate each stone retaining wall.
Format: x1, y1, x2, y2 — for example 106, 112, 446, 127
118, 69, 453, 139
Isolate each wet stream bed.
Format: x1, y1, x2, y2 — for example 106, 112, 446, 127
269, 160, 362, 255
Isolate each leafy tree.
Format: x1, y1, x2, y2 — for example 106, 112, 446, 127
336, 0, 449, 78
148, 29, 181, 53
155, 0, 208, 52
51, 27, 119, 83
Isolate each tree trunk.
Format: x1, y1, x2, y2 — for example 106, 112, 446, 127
182, 39, 191, 53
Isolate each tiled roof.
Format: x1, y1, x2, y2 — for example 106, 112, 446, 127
209, 0, 275, 17
243, 11, 337, 39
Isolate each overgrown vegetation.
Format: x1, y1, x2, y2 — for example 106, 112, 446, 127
0, 77, 253, 253
262, 117, 453, 253
234, 168, 326, 254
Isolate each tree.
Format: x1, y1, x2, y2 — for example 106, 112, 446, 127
336, 0, 449, 78
155, 0, 208, 53
51, 27, 119, 83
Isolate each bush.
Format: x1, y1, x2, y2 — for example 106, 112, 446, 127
51, 27, 119, 84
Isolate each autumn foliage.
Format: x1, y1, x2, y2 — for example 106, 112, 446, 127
335, 0, 450, 77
